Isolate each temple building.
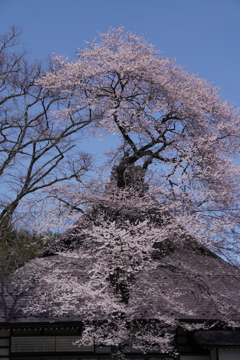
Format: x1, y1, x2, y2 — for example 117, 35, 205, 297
1, 166, 240, 360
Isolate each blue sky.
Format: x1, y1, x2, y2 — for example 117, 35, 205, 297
1, 0, 239, 104
1, 0, 240, 157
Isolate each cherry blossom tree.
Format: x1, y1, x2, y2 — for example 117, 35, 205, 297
16, 177, 240, 358
35, 27, 240, 263
13, 28, 240, 358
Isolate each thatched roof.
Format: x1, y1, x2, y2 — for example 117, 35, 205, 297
1, 174, 240, 328
1, 235, 240, 326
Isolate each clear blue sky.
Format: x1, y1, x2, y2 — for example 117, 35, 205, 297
1, 0, 239, 104
1, 0, 240, 156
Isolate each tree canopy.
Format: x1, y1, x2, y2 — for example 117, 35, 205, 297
35, 27, 240, 264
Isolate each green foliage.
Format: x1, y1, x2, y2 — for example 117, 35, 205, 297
0, 228, 57, 280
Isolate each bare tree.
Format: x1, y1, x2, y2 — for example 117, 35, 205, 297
0, 27, 94, 234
